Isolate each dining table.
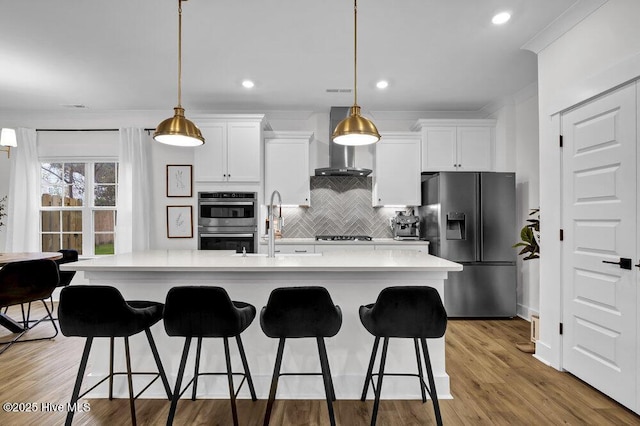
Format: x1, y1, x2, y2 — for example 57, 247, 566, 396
0, 251, 63, 267
0, 251, 63, 333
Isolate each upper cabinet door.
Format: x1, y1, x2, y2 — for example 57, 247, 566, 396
421, 127, 457, 171
194, 121, 227, 182
226, 121, 262, 182
457, 126, 493, 171
373, 133, 421, 206
264, 132, 312, 206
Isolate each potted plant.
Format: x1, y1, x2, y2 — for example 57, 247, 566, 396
513, 208, 540, 353
513, 208, 539, 260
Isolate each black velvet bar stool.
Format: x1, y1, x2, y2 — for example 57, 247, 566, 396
359, 286, 447, 426
58, 285, 172, 426
163, 286, 257, 426
260, 286, 342, 426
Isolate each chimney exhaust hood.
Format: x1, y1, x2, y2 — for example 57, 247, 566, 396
314, 107, 372, 177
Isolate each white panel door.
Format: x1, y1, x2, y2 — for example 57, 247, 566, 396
561, 83, 637, 410
637, 82, 640, 414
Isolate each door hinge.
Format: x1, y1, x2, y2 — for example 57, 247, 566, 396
559, 134, 563, 148
560, 229, 564, 241
559, 323, 563, 335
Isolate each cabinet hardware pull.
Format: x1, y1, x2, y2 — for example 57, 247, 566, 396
635, 261, 640, 269
602, 258, 632, 270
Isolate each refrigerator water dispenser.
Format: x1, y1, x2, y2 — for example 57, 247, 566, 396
446, 212, 465, 240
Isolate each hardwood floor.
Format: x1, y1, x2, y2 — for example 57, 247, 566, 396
0, 303, 638, 425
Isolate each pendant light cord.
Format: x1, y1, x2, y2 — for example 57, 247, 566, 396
353, 0, 358, 108
177, 0, 183, 108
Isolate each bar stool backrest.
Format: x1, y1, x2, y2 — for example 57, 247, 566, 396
0, 259, 59, 307
163, 286, 247, 337
261, 286, 342, 338
368, 286, 447, 338
58, 285, 153, 337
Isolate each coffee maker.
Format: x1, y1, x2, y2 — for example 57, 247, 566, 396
391, 211, 420, 240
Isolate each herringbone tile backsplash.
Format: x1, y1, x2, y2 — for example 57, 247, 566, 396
280, 177, 409, 238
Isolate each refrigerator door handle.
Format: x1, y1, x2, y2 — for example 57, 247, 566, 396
476, 174, 482, 262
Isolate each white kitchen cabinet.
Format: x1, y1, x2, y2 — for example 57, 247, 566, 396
413, 119, 496, 172
257, 243, 315, 255
264, 131, 313, 206
273, 244, 315, 254
372, 132, 421, 206
375, 244, 428, 252
314, 244, 373, 253
193, 115, 265, 182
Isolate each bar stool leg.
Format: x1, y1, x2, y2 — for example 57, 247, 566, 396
224, 337, 239, 426
167, 337, 192, 426
65, 337, 93, 426
317, 337, 337, 426
123, 337, 137, 426
236, 335, 257, 401
109, 337, 115, 400
319, 337, 337, 402
414, 338, 427, 403
361, 336, 380, 401
420, 338, 443, 426
264, 337, 286, 426
371, 337, 389, 426
192, 337, 203, 401
145, 328, 172, 400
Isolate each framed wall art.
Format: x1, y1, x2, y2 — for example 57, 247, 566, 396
166, 205, 193, 238
166, 164, 192, 197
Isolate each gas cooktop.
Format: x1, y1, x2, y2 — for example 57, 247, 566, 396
315, 235, 372, 241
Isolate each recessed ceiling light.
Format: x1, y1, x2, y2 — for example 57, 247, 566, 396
242, 80, 255, 89
492, 12, 511, 25
376, 80, 389, 89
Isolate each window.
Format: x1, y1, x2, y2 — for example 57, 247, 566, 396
40, 162, 118, 255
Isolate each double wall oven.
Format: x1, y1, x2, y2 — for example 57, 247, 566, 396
198, 192, 257, 253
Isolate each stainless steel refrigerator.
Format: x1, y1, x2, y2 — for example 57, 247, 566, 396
418, 172, 516, 317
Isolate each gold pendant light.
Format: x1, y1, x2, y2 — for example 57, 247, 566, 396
154, 0, 204, 147
332, 0, 380, 146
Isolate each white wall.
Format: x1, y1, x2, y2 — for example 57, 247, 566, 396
514, 88, 540, 320
483, 84, 539, 320
0, 149, 10, 249
536, 0, 640, 368
150, 142, 199, 250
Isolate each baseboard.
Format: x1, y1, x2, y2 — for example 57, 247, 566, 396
516, 304, 539, 321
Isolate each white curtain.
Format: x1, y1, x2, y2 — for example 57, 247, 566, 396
4, 128, 40, 252
116, 128, 153, 253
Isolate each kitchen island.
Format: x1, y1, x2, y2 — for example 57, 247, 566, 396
61, 249, 461, 401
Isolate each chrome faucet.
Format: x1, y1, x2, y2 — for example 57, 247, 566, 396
268, 190, 282, 258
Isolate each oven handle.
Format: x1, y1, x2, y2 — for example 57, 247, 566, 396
199, 201, 254, 206
200, 233, 255, 238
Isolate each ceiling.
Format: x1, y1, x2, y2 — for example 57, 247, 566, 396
0, 0, 580, 116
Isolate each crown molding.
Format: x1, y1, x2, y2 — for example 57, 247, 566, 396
521, 0, 608, 54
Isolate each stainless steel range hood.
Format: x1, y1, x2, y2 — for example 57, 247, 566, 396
314, 107, 372, 177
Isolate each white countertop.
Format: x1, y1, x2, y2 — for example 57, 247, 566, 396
61, 249, 460, 273
258, 237, 428, 245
